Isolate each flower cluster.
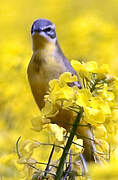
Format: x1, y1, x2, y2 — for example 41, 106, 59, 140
19, 60, 118, 179
33, 60, 118, 147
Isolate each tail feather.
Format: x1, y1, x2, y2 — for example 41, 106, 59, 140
77, 125, 97, 162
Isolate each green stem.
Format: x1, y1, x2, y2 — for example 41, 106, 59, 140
55, 107, 83, 180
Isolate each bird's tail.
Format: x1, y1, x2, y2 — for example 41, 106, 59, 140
77, 125, 98, 162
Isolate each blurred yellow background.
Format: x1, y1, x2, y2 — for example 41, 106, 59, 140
1, 0, 118, 179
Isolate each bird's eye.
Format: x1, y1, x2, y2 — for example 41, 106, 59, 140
43, 27, 51, 32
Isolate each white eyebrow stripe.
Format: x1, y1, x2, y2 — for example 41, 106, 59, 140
41, 24, 55, 31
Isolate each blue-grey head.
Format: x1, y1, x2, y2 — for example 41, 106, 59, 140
31, 19, 57, 51
31, 19, 56, 42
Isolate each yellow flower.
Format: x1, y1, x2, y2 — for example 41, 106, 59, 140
49, 79, 60, 90
84, 107, 105, 126
48, 124, 64, 142
59, 72, 78, 84
46, 124, 65, 152
84, 61, 98, 73
76, 89, 91, 107
71, 60, 98, 73
41, 101, 59, 118
71, 60, 83, 72
71, 60, 109, 74
90, 97, 111, 115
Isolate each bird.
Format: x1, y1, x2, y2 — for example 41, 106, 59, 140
27, 18, 97, 162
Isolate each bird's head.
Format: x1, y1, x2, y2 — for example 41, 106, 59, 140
31, 19, 57, 51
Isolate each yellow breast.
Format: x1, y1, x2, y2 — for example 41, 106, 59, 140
27, 52, 66, 109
